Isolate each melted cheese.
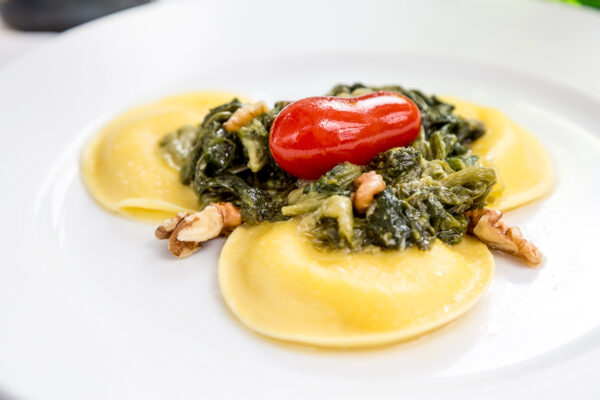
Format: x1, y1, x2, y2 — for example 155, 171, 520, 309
448, 98, 554, 211
219, 220, 494, 348
81, 92, 245, 222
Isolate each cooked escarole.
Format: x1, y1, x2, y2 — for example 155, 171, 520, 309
157, 84, 540, 264
284, 148, 496, 251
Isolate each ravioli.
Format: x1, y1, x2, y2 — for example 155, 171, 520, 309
81, 92, 549, 347
81, 92, 245, 222
82, 93, 552, 223
448, 98, 554, 211
219, 220, 494, 348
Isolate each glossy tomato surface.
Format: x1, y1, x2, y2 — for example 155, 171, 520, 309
269, 91, 421, 180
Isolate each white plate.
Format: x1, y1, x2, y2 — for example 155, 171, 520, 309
1, 1, 600, 399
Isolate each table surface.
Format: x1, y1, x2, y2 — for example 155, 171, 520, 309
0, 19, 56, 66
1, 0, 598, 69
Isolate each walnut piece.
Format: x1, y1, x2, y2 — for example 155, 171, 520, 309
156, 203, 242, 258
352, 171, 386, 213
176, 206, 224, 243
213, 202, 242, 233
155, 212, 189, 239
223, 101, 269, 132
466, 208, 542, 266
168, 216, 203, 258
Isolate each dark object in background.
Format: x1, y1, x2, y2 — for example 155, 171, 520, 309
0, 0, 151, 32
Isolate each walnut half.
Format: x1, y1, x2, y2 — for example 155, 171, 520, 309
352, 171, 386, 213
223, 101, 269, 133
155, 203, 242, 258
154, 212, 189, 239
466, 208, 542, 267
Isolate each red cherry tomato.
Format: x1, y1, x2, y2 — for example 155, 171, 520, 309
269, 91, 421, 180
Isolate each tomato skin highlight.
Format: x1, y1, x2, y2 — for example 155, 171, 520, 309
269, 91, 422, 180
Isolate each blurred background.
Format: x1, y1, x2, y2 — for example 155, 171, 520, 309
0, 0, 599, 66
